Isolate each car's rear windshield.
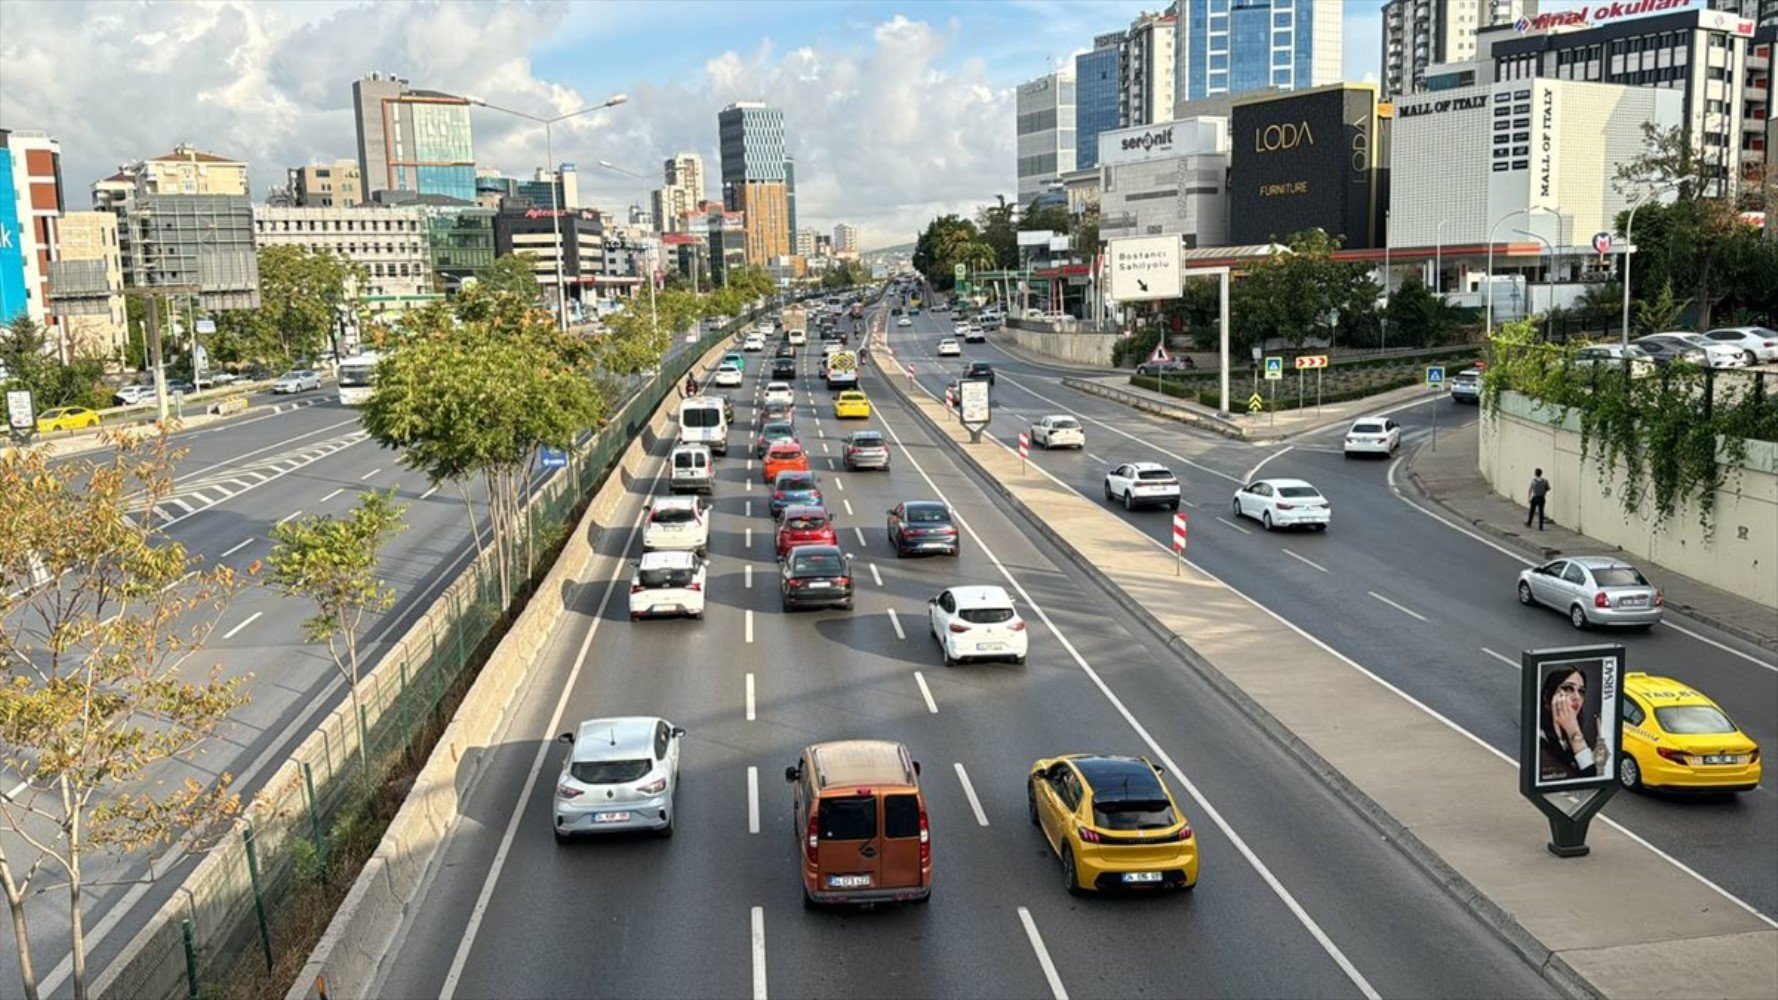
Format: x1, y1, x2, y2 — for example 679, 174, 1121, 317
652, 507, 696, 523
638, 567, 695, 588
1592, 567, 1648, 587
793, 552, 844, 575
1049, 419, 1080, 430
906, 505, 948, 523
1092, 799, 1178, 831
818, 795, 876, 841
682, 407, 721, 427
1137, 469, 1175, 481
769, 447, 802, 459
779, 475, 815, 490
570, 759, 651, 784
1655, 706, 1736, 735
851, 434, 884, 447
785, 515, 827, 530
673, 452, 705, 468
1352, 423, 1385, 433
884, 794, 921, 839
1278, 486, 1322, 499
763, 423, 794, 437
960, 607, 1013, 624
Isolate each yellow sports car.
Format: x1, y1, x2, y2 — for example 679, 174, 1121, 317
1027, 754, 1197, 893
833, 390, 871, 419
35, 406, 101, 433
1621, 673, 1761, 793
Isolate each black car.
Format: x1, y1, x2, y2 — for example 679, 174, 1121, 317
886, 500, 960, 558
962, 361, 995, 386
779, 544, 854, 611
775, 342, 794, 359
1631, 334, 1709, 367
771, 357, 797, 380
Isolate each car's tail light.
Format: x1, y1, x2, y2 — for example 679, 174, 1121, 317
1750, 748, 1761, 763
686, 582, 702, 592
1277, 503, 1296, 511
1010, 620, 1027, 632
836, 577, 851, 587
1656, 746, 1691, 764
919, 810, 931, 865
805, 811, 820, 863
637, 777, 667, 795
556, 784, 583, 799
948, 622, 970, 633
1077, 827, 1103, 843
773, 491, 786, 500
1595, 592, 1611, 609
630, 585, 644, 594
1178, 823, 1193, 841
1655, 589, 1664, 606
788, 578, 805, 588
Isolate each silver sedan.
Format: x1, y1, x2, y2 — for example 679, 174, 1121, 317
1517, 555, 1662, 629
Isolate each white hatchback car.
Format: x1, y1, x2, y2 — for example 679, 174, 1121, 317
642, 496, 709, 555
628, 550, 708, 620
553, 716, 684, 840
936, 339, 962, 357
763, 381, 796, 407
1103, 461, 1181, 511
1232, 478, 1330, 531
1031, 414, 1085, 450
743, 333, 766, 352
928, 585, 1029, 666
1343, 418, 1401, 457
712, 363, 745, 387
897, 317, 913, 328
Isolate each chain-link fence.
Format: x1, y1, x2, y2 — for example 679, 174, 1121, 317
93, 298, 816, 1000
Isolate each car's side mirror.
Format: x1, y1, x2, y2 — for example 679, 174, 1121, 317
927, 597, 938, 605
912, 761, 922, 776
557, 732, 574, 744
672, 726, 686, 738
1152, 763, 1165, 775
784, 765, 800, 783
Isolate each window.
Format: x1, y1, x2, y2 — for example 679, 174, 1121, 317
883, 795, 921, 839
818, 795, 877, 840
1562, 564, 1588, 586
569, 759, 650, 784
654, 722, 671, 761
1654, 706, 1736, 735
1623, 698, 1646, 727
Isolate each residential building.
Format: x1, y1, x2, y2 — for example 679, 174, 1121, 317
659, 152, 706, 229
253, 205, 437, 317
719, 102, 792, 262
1472, 5, 1757, 197
832, 222, 859, 257
1096, 119, 1230, 246
48, 211, 128, 359
352, 72, 476, 204
288, 160, 363, 207
707, 208, 748, 286
1174, 0, 1342, 104
130, 195, 259, 310
1125, 10, 1178, 127
1016, 69, 1077, 204
0, 129, 62, 341
90, 168, 137, 285
794, 227, 817, 258
134, 143, 249, 197
1382, 0, 1539, 99
1227, 83, 1385, 248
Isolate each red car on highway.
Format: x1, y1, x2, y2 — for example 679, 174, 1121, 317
775, 505, 837, 559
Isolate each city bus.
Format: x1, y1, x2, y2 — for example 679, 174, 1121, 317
337, 351, 384, 406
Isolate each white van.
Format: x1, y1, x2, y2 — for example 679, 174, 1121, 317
787, 328, 807, 348
669, 444, 714, 495
677, 396, 729, 456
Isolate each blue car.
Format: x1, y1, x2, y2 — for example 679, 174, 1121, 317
769, 471, 823, 519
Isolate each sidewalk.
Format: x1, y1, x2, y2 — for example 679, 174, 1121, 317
1066, 373, 1439, 442
1403, 420, 1778, 651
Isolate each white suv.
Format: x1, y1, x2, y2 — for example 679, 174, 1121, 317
763, 381, 795, 407
1030, 415, 1084, 450
628, 552, 707, 621
1103, 462, 1181, 511
643, 496, 710, 555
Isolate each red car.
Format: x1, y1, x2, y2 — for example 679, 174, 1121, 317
763, 443, 811, 483
775, 505, 837, 559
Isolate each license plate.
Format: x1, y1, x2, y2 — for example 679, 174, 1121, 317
593, 812, 631, 824
1121, 872, 1163, 884
807, 581, 831, 588
1619, 597, 1647, 607
979, 643, 1005, 651
1702, 754, 1746, 765
827, 874, 872, 889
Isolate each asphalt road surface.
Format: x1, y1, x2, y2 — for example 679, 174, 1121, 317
372, 311, 1552, 1000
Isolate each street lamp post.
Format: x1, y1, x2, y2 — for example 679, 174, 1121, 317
1514, 229, 1557, 340
462, 93, 629, 330
1620, 182, 1677, 346
1484, 206, 1558, 334
1433, 218, 1448, 294
1381, 208, 1391, 350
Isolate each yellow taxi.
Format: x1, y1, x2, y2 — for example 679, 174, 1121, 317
1621, 673, 1761, 794
1027, 754, 1198, 893
35, 406, 101, 433
833, 390, 871, 419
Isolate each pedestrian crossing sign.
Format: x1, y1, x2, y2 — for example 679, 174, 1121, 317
1426, 365, 1446, 389
1264, 356, 1283, 381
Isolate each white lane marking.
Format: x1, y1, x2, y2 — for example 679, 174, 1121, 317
822, 440, 831, 454
853, 526, 867, 547
359, 467, 381, 481
835, 476, 845, 491
1281, 548, 1330, 574
1086, 452, 1108, 464
439, 463, 661, 999
748, 458, 755, 472
999, 373, 1242, 484
221, 611, 263, 639
320, 487, 345, 502
745, 609, 755, 644
745, 673, 757, 722
1369, 590, 1430, 622
746, 479, 754, 493
1017, 907, 1068, 1000
164, 498, 194, 515
159, 570, 196, 593
843, 499, 854, 516
751, 906, 768, 1000
1243, 446, 1294, 485
1480, 647, 1518, 668
420, 484, 440, 500
745, 564, 753, 589
880, 415, 1382, 998
915, 671, 938, 714
869, 562, 883, 587
954, 762, 989, 826
747, 767, 760, 835
1660, 619, 1778, 674
220, 538, 254, 559
275, 510, 302, 526
746, 500, 753, 517
746, 527, 754, 548
1215, 516, 1252, 535
887, 608, 906, 640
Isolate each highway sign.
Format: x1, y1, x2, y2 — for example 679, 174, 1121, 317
954, 263, 967, 280
1246, 392, 1264, 413
1295, 354, 1329, 369
539, 447, 568, 469
1264, 356, 1283, 381
1426, 365, 1446, 390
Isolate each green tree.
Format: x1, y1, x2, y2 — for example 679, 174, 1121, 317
267, 491, 407, 783
0, 432, 246, 1000
238, 245, 368, 366
1384, 275, 1459, 348
1019, 199, 1072, 236
1231, 230, 1374, 352
1632, 281, 1691, 336
975, 195, 1020, 269
474, 252, 543, 304
362, 312, 604, 606
912, 214, 980, 290
0, 316, 110, 410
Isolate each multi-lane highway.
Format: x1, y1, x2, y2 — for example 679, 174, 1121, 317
371, 307, 1553, 999
881, 298, 1778, 920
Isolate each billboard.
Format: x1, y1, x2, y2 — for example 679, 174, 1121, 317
959, 378, 991, 425
1106, 235, 1180, 302
0, 147, 27, 326
1229, 87, 1380, 249
1521, 646, 1624, 793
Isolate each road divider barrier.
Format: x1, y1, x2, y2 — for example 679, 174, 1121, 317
209, 395, 250, 417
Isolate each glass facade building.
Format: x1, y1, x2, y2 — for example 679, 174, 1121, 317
1176, 0, 1342, 103
354, 75, 476, 204
1075, 45, 1122, 170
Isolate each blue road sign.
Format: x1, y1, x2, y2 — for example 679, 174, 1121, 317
540, 447, 568, 469
1426, 365, 1446, 389
1263, 356, 1284, 381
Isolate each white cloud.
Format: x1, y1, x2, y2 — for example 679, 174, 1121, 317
0, 1, 1013, 250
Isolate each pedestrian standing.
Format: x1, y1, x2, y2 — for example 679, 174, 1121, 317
1527, 468, 1550, 530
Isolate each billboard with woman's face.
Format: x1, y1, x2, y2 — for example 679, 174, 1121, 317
1521, 648, 1624, 793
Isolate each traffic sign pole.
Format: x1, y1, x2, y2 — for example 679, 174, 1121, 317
1018, 432, 1030, 474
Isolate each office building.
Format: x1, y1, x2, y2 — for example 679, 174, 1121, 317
1076, 38, 1124, 171
353, 73, 476, 204
45, 211, 127, 361
1227, 84, 1385, 248
785, 154, 798, 246
1016, 69, 1077, 204
423, 205, 498, 291
253, 206, 437, 316
1175, 0, 1342, 104
130, 195, 259, 310
1097, 119, 1230, 246
288, 160, 363, 208
719, 101, 792, 262
0, 129, 63, 338
832, 223, 859, 257
706, 209, 749, 286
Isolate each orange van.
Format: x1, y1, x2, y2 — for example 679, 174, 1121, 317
785, 740, 931, 906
